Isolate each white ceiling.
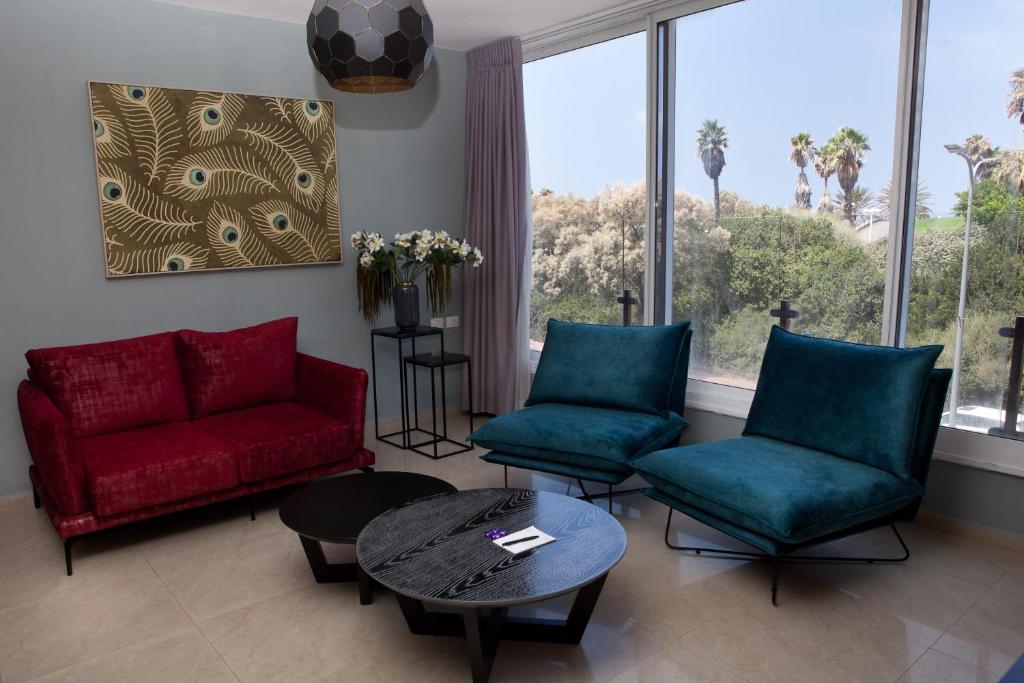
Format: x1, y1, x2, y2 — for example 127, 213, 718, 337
147, 0, 634, 51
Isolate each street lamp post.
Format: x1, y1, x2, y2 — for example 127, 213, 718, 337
864, 207, 881, 242
944, 144, 998, 427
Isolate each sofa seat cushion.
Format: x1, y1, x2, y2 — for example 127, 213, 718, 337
632, 436, 923, 545
80, 422, 238, 517
26, 332, 189, 438
176, 317, 298, 418
470, 403, 686, 471
527, 320, 691, 416
195, 402, 358, 482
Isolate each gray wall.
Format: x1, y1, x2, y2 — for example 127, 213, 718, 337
680, 408, 1024, 537
0, 0, 467, 496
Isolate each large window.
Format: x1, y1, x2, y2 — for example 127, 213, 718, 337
907, 0, 1024, 435
668, 0, 901, 388
523, 33, 647, 351
522, 0, 1024, 449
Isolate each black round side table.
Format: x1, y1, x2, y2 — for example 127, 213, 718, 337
279, 471, 457, 604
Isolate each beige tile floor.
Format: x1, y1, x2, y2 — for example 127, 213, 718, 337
1, 413, 1022, 682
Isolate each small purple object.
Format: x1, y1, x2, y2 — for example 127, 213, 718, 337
485, 528, 508, 540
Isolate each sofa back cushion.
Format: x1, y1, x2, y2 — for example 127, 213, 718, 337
526, 319, 690, 416
744, 326, 943, 479
26, 332, 189, 438
176, 317, 298, 418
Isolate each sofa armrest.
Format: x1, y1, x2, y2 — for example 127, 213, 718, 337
17, 380, 89, 516
296, 353, 369, 447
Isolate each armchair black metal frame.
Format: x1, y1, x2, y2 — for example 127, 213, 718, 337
662, 505, 912, 606
499, 464, 644, 513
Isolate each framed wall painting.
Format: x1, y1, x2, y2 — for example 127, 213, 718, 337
88, 82, 342, 277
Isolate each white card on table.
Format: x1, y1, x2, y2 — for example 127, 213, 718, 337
493, 526, 556, 554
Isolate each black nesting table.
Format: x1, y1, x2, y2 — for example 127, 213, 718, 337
370, 325, 443, 450
404, 351, 475, 459
278, 472, 457, 604
356, 488, 627, 682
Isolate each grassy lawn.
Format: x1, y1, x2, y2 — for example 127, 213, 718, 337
916, 216, 962, 233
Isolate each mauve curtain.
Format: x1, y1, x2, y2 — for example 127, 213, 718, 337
462, 38, 530, 415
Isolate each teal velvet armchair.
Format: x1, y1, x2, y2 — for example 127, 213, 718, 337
632, 326, 951, 605
468, 319, 693, 508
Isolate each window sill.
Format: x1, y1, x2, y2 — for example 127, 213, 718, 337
684, 378, 1024, 479
932, 427, 1024, 478
684, 378, 754, 418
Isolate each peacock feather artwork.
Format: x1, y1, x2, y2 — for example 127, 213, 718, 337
88, 82, 342, 277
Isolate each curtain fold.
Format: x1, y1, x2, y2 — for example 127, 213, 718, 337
462, 38, 530, 415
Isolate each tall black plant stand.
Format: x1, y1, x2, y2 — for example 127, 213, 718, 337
370, 326, 444, 449
404, 352, 475, 459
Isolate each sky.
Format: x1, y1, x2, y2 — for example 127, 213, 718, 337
523, 0, 1024, 219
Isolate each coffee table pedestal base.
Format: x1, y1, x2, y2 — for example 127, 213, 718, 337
298, 536, 374, 605
394, 573, 608, 683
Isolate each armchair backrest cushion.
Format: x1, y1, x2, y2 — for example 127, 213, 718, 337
26, 332, 189, 438
669, 328, 693, 416
743, 326, 943, 479
909, 368, 953, 488
526, 319, 691, 417
175, 317, 298, 418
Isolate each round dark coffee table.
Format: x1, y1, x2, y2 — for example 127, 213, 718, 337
356, 488, 627, 682
279, 471, 456, 604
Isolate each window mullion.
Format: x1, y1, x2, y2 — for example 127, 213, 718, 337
882, 0, 930, 348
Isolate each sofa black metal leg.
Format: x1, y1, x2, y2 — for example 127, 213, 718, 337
64, 538, 74, 576
771, 560, 779, 607
32, 487, 41, 509
608, 485, 613, 514
247, 496, 256, 521
504, 466, 508, 489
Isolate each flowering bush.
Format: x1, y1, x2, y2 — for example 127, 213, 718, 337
351, 229, 483, 324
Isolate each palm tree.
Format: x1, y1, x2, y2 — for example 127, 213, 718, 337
876, 180, 933, 219
828, 127, 871, 223
696, 119, 728, 223
994, 149, 1024, 194
814, 142, 836, 213
789, 133, 815, 209
847, 185, 873, 223
963, 133, 995, 161
1006, 68, 1024, 125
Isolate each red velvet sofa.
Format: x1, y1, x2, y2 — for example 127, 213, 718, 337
17, 317, 373, 574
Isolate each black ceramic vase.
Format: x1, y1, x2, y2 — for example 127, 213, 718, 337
393, 282, 420, 331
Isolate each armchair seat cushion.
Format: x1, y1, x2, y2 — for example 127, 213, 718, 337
195, 402, 358, 482
80, 422, 238, 517
633, 436, 923, 545
470, 403, 686, 472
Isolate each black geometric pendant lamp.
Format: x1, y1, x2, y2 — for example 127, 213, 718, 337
307, 0, 435, 94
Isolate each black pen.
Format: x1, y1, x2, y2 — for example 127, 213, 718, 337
502, 535, 539, 547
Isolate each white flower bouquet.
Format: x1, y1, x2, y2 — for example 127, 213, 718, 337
351, 229, 483, 325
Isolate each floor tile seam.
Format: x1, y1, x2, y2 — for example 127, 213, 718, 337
136, 518, 291, 568
17, 626, 201, 683
138, 551, 243, 683
0, 548, 172, 683
665, 637, 758, 683
928, 561, 1019, 676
